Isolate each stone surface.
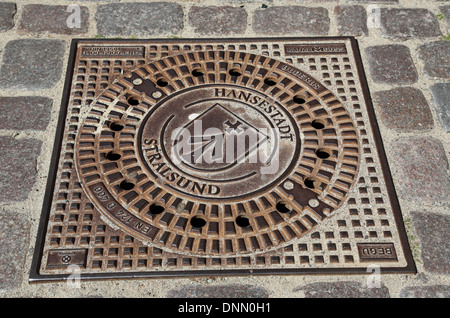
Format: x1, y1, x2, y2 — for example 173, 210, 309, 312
0, 2, 16, 32
295, 282, 390, 298
411, 212, 450, 275
167, 284, 269, 298
96, 3, 184, 37
280, 0, 337, 2
253, 6, 330, 35
0, 39, 66, 90
380, 8, 442, 39
0, 137, 42, 202
345, 0, 398, 2
0, 211, 30, 292
188, 6, 247, 35
389, 137, 449, 206
400, 285, 450, 298
335, 5, 368, 36
417, 41, 450, 79
440, 5, 450, 30
18, 4, 90, 35
0, 97, 52, 131
429, 83, 450, 132
364, 45, 418, 84
372, 87, 433, 132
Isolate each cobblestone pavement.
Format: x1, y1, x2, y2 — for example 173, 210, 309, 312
0, 0, 448, 298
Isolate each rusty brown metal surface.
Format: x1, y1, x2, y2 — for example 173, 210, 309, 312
30, 38, 415, 282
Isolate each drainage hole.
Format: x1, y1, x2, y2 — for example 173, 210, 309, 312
148, 203, 165, 215
293, 95, 307, 104
311, 119, 326, 129
190, 216, 207, 228
156, 78, 168, 87
106, 151, 121, 161
192, 68, 205, 77
109, 122, 124, 131
127, 96, 140, 106
315, 148, 331, 159
304, 177, 319, 189
276, 201, 292, 213
119, 180, 135, 191
229, 68, 243, 77
235, 215, 251, 228
264, 77, 277, 86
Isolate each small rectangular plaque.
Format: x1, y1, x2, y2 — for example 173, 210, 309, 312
46, 249, 88, 268
357, 243, 398, 262
81, 46, 145, 58
284, 43, 347, 55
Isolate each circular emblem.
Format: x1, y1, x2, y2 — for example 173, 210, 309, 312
138, 85, 300, 201
61, 255, 72, 264
75, 50, 360, 257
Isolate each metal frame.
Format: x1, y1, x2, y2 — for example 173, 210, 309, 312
29, 37, 416, 283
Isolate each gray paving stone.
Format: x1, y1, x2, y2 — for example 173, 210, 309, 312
345, 0, 398, 3
429, 83, 450, 132
295, 282, 390, 298
364, 45, 418, 85
253, 6, 330, 35
0, 137, 42, 203
167, 284, 269, 298
266, 0, 337, 2
380, 8, 442, 40
188, 6, 248, 35
372, 87, 433, 132
411, 212, 450, 275
389, 137, 449, 206
0, 210, 30, 292
400, 285, 450, 298
96, 2, 184, 37
0, 2, 16, 32
334, 5, 369, 36
0, 39, 66, 90
18, 4, 90, 35
417, 41, 450, 79
0, 97, 52, 131
440, 5, 450, 30
335, 5, 368, 36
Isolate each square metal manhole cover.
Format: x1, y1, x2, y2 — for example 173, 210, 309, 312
30, 37, 416, 282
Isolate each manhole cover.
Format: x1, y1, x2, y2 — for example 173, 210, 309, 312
30, 38, 416, 282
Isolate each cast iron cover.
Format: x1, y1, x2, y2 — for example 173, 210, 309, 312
30, 37, 416, 282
